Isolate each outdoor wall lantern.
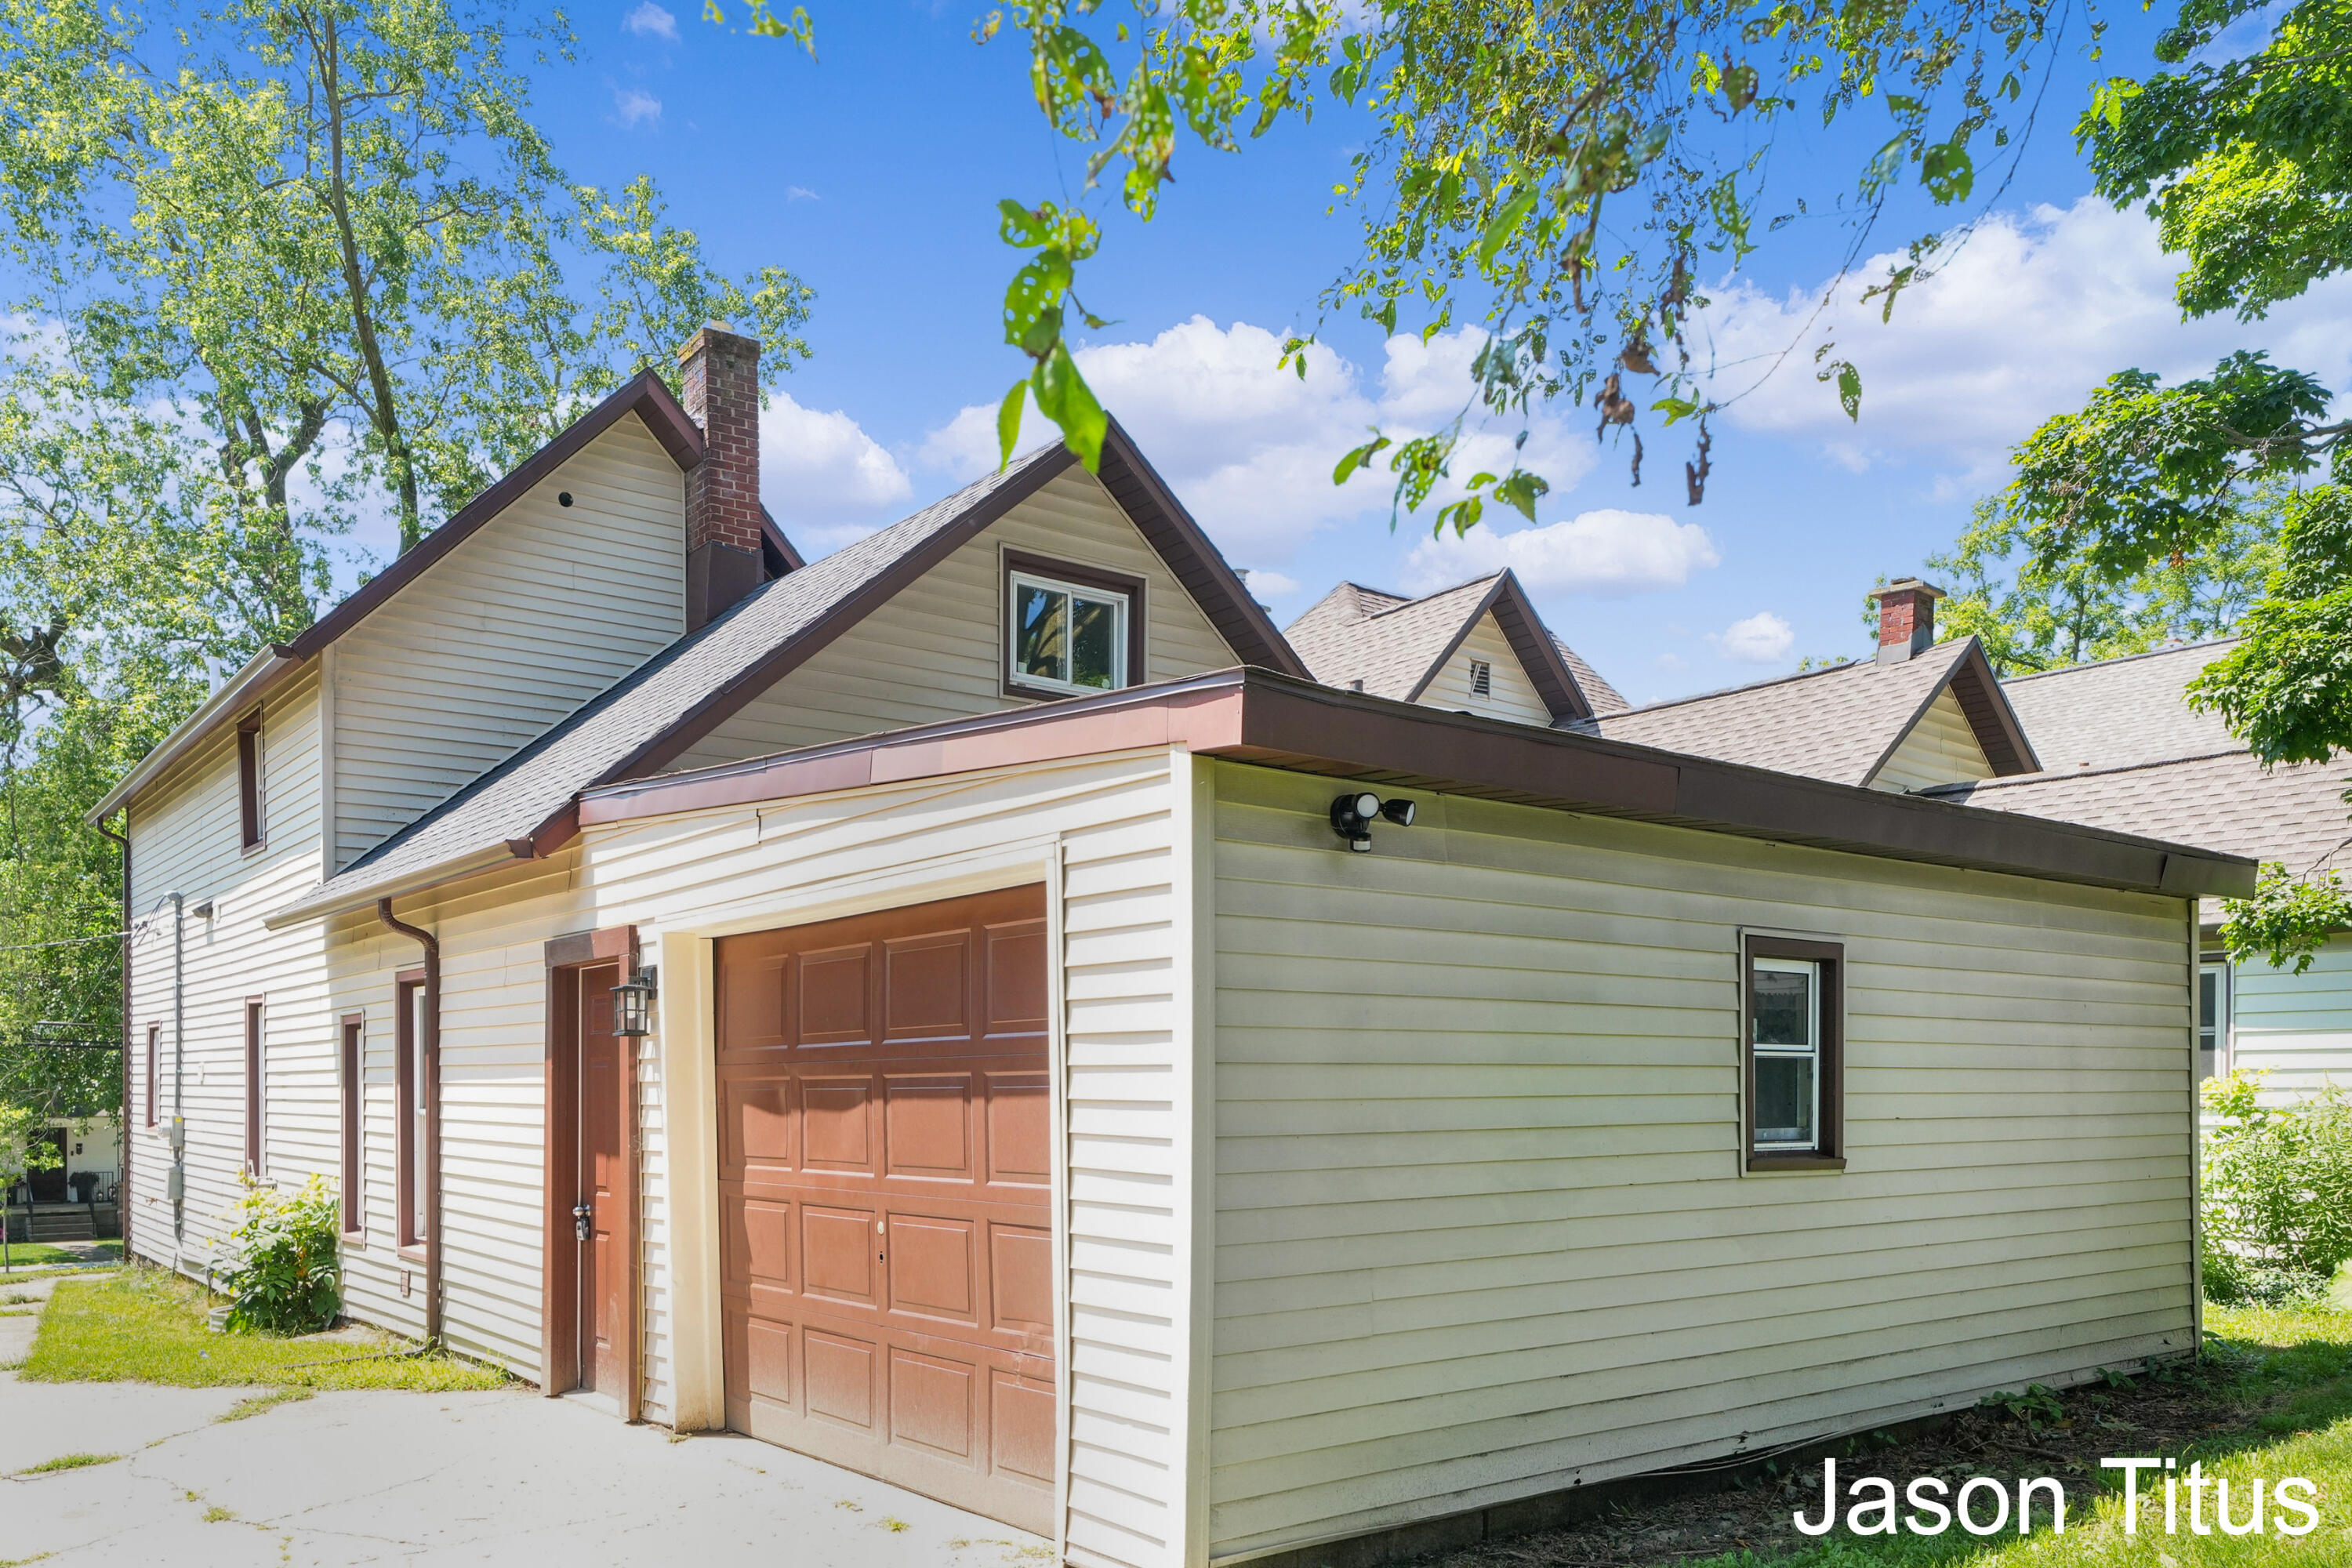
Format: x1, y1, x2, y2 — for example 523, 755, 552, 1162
611, 966, 659, 1036
1330, 791, 1416, 853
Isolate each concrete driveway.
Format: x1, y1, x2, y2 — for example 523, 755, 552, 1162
1, 1279, 1054, 1567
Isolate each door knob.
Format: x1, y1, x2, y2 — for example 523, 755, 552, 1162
572, 1203, 593, 1242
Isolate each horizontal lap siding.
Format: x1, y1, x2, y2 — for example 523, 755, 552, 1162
124, 672, 328, 1276
661, 470, 1236, 773
1205, 760, 2191, 1563
1870, 687, 1992, 793
2229, 938, 2352, 1103
579, 753, 1189, 1568
1417, 615, 1552, 728
332, 416, 684, 868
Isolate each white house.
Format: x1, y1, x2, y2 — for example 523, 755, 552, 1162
91, 329, 2251, 1568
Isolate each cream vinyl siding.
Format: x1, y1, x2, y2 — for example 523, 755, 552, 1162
662, 469, 1236, 773
332, 414, 687, 868
1867, 685, 1994, 793
123, 670, 332, 1273
1206, 760, 2192, 1563
1413, 614, 1552, 728
2229, 937, 2352, 1104
578, 752, 1197, 1568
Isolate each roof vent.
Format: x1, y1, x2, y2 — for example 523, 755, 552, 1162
1871, 578, 1945, 664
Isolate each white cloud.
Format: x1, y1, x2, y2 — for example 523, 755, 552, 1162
785, 186, 818, 202
1403, 507, 1719, 597
1708, 612, 1794, 665
1702, 197, 2352, 481
919, 317, 1598, 566
1242, 569, 1298, 597
612, 87, 662, 129
622, 2, 678, 39
761, 392, 913, 544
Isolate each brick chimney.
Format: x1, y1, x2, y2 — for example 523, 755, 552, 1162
679, 326, 763, 631
1871, 578, 1945, 664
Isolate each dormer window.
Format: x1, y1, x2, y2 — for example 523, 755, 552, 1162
1004, 551, 1145, 699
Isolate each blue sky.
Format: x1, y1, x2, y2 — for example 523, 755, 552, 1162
512, 4, 2352, 707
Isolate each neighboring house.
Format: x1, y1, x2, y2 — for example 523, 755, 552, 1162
1581, 581, 2041, 794
1926, 640, 2352, 1103
1285, 574, 1628, 726
92, 336, 2254, 1568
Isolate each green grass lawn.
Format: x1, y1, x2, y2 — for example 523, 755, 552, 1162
0, 1239, 122, 1269
1668, 1302, 2352, 1568
21, 1269, 509, 1392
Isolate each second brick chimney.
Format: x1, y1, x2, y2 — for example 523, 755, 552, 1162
1871, 578, 1945, 664
679, 326, 763, 631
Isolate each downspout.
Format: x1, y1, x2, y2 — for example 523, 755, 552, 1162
376, 898, 442, 1345
97, 823, 129, 1258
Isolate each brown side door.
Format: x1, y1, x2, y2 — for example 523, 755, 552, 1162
578, 964, 629, 1399
717, 886, 1055, 1534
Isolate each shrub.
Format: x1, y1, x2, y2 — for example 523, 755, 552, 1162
2200, 1069, 2352, 1304
217, 1174, 341, 1334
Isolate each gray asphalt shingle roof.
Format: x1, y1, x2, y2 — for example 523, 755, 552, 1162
1584, 642, 1984, 788
1283, 576, 1629, 715
278, 444, 1067, 920
1928, 641, 2352, 893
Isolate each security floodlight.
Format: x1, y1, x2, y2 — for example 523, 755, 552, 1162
1330, 792, 1415, 851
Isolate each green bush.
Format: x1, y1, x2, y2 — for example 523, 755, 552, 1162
217, 1174, 341, 1334
2201, 1069, 2352, 1305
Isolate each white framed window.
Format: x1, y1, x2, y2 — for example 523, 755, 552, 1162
1751, 957, 1820, 1150
2198, 960, 2231, 1083
1006, 562, 1134, 696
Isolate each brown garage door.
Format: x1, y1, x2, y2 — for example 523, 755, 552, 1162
717, 885, 1056, 1533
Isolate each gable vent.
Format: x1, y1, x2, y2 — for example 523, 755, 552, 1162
1470, 659, 1492, 696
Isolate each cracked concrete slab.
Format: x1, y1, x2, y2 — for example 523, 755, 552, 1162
2, 1378, 1054, 1566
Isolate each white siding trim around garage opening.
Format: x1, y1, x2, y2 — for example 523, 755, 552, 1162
1204, 760, 2193, 1565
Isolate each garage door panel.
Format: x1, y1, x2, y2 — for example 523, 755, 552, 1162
890, 1346, 977, 1459
985, 1073, 1050, 1186
797, 945, 873, 1044
887, 1214, 977, 1326
805, 1329, 878, 1431
801, 1206, 878, 1306
991, 1369, 1056, 1486
884, 931, 970, 1040
801, 1080, 873, 1171
885, 1076, 973, 1179
728, 1083, 795, 1168
718, 884, 1054, 1535
986, 923, 1048, 1032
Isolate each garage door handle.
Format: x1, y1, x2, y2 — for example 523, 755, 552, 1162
573, 1203, 593, 1242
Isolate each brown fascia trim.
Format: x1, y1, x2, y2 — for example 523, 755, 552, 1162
1400, 572, 1591, 721
1094, 419, 1311, 679
576, 666, 2257, 898
287, 372, 702, 663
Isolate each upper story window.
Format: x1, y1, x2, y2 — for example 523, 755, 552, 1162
237, 710, 265, 851
1004, 550, 1145, 700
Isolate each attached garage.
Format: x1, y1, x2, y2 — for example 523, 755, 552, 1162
714, 886, 1058, 1533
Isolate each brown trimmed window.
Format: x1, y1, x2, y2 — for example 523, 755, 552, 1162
1744, 935, 1844, 1171
144, 1025, 158, 1127
340, 1015, 365, 1235
244, 999, 265, 1176
1003, 550, 1145, 699
237, 710, 265, 850
396, 977, 427, 1247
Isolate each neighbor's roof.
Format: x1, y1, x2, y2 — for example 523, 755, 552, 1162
89, 370, 735, 823
1284, 572, 1624, 720
1927, 641, 2352, 886
268, 423, 1304, 925
1582, 638, 2038, 788
574, 666, 2255, 900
